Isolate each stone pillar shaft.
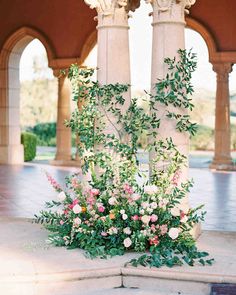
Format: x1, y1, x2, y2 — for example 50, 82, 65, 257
210, 62, 233, 170
54, 72, 72, 163
149, 0, 195, 174
149, 0, 196, 214
84, 0, 137, 137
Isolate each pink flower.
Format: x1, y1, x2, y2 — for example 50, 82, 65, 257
98, 205, 105, 213
172, 170, 181, 186
150, 224, 156, 232
71, 178, 80, 189
90, 188, 100, 196
101, 231, 108, 237
46, 172, 62, 191
149, 235, 159, 246
150, 214, 158, 223
160, 224, 168, 235
87, 196, 96, 206
123, 183, 134, 195
68, 199, 79, 209
132, 215, 139, 221
59, 220, 64, 225
132, 194, 141, 201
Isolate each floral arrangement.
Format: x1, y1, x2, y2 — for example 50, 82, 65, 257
35, 50, 213, 268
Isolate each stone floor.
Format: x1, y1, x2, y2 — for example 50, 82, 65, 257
1, 218, 236, 295
0, 162, 235, 231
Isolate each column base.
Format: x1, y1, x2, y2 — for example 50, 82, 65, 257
50, 159, 81, 167
210, 159, 236, 171
0, 144, 24, 164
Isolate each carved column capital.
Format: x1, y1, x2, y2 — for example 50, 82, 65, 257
146, 0, 196, 21
84, 0, 140, 15
212, 62, 233, 82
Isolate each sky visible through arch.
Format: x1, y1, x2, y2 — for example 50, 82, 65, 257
20, 1, 236, 94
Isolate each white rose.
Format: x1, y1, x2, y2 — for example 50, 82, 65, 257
73, 204, 82, 214
141, 202, 149, 209
139, 209, 145, 215
144, 185, 158, 195
141, 215, 151, 225
108, 197, 117, 205
58, 191, 66, 202
122, 214, 128, 220
170, 207, 180, 217
73, 217, 81, 226
123, 227, 131, 235
120, 209, 125, 214
168, 227, 180, 240
151, 202, 158, 209
123, 237, 132, 248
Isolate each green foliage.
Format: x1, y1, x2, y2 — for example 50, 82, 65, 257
35, 50, 213, 268
27, 122, 56, 146
21, 132, 37, 161
190, 125, 214, 151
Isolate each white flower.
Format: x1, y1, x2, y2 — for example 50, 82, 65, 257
123, 227, 131, 235
73, 204, 82, 214
139, 209, 145, 215
122, 214, 128, 220
141, 215, 151, 225
123, 237, 132, 248
120, 209, 125, 215
108, 227, 118, 235
58, 191, 66, 202
108, 197, 117, 205
144, 185, 158, 195
168, 227, 180, 240
73, 217, 81, 226
147, 207, 153, 214
83, 150, 94, 157
180, 215, 188, 223
141, 202, 149, 209
159, 198, 168, 208
151, 202, 158, 209
170, 207, 180, 217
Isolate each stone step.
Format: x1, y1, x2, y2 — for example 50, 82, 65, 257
84, 287, 172, 295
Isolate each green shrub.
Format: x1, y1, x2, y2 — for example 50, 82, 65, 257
27, 122, 56, 146
21, 132, 37, 161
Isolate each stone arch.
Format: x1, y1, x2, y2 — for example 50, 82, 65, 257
80, 30, 97, 65
186, 17, 217, 63
0, 27, 55, 164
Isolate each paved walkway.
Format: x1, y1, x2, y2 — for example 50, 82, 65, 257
0, 162, 235, 231
1, 218, 236, 295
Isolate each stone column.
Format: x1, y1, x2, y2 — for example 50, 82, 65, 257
0, 59, 24, 164
148, 0, 196, 174
51, 70, 72, 165
84, 0, 140, 135
210, 62, 234, 170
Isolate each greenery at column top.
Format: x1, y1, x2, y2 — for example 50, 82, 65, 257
35, 49, 213, 268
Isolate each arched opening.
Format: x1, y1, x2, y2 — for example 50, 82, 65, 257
20, 39, 57, 163
0, 27, 55, 164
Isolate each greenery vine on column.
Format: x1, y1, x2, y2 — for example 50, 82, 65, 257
35, 50, 213, 268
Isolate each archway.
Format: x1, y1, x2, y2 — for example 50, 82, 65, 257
0, 27, 55, 164
20, 39, 57, 162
